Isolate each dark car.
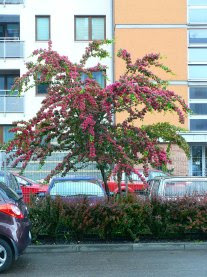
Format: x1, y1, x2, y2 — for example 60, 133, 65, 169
0, 181, 31, 272
47, 176, 106, 203
0, 171, 22, 197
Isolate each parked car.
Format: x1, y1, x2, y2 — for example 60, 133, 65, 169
148, 176, 207, 200
44, 176, 106, 204
107, 169, 168, 195
0, 171, 22, 197
12, 173, 48, 203
0, 181, 31, 272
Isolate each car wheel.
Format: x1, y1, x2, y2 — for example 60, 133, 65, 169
0, 239, 14, 273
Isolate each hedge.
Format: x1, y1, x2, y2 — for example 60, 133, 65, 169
29, 195, 207, 243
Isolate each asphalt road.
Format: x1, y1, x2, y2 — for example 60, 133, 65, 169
4, 249, 207, 277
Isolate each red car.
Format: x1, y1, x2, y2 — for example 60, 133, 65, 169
12, 173, 48, 203
107, 169, 168, 194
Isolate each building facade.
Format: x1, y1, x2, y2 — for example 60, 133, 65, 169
0, 0, 113, 144
114, 0, 207, 176
1, 0, 207, 178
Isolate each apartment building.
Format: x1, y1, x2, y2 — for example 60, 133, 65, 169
114, 0, 207, 176
2, 0, 207, 178
0, 0, 113, 144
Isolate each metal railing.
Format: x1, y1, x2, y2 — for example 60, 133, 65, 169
0, 40, 24, 58
0, 91, 24, 113
0, 0, 24, 4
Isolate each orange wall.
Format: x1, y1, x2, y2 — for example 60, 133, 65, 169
115, 28, 187, 81
116, 85, 189, 129
114, 0, 187, 24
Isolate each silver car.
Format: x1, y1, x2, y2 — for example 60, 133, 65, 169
148, 176, 207, 200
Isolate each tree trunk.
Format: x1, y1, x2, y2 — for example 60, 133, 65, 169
117, 171, 122, 196
99, 165, 110, 197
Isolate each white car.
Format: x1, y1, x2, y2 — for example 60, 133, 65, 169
148, 176, 207, 200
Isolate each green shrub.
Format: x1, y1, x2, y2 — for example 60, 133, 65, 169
29, 196, 207, 243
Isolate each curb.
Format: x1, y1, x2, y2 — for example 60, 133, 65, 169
25, 242, 207, 254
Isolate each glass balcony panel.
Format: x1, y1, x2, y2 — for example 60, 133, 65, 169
0, 0, 24, 4
0, 40, 24, 58
0, 92, 24, 113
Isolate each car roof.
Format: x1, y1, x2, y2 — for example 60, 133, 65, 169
49, 176, 103, 189
151, 176, 207, 181
50, 176, 101, 182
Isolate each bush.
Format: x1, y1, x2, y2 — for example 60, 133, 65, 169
29, 195, 207, 243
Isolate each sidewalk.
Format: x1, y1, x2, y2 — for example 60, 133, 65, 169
26, 242, 207, 254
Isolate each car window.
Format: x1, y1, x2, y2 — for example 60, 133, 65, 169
164, 180, 207, 197
8, 174, 20, 191
50, 180, 105, 197
150, 180, 161, 196
15, 176, 29, 186
0, 182, 21, 202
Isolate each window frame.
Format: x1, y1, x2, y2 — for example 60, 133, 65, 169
35, 15, 51, 42
81, 70, 106, 88
36, 83, 49, 95
0, 22, 20, 39
0, 125, 16, 144
189, 86, 207, 131
74, 15, 106, 41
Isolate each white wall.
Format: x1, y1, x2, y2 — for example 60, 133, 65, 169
0, 0, 113, 124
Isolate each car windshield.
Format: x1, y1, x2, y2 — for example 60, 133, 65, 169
120, 171, 144, 181
149, 171, 167, 180
50, 180, 105, 197
164, 180, 207, 197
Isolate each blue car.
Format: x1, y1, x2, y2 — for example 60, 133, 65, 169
46, 176, 106, 203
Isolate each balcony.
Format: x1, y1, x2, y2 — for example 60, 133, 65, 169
0, 38, 24, 58
0, 91, 24, 113
0, 0, 24, 4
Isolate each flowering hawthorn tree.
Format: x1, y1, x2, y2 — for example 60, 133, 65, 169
6, 41, 189, 195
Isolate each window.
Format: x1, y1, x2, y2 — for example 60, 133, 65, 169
75, 16, 105, 41
35, 16, 50, 41
50, 180, 105, 197
189, 87, 207, 131
190, 119, 207, 131
190, 87, 207, 99
189, 30, 207, 44
0, 15, 20, 39
189, 65, 207, 79
189, 8, 207, 24
190, 103, 207, 115
189, 0, 207, 5
189, 48, 207, 62
81, 71, 105, 88
0, 70, 19, 94
0, 125, 15, 144
190, 145, 207, 176
150, 180, 160, 197
36, 73, 49, 94
36, 83, 49, 94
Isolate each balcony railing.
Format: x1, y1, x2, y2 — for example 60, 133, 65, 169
0, 39, 24, 59
0, 0, 24, 4
0, 91, 24, 113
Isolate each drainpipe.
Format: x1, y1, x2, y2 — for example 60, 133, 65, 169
111, 0, 116, 125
